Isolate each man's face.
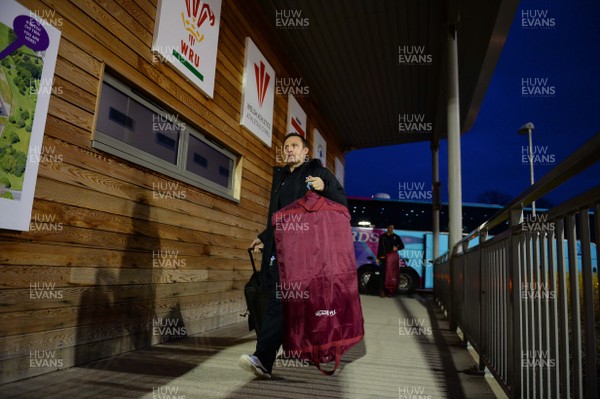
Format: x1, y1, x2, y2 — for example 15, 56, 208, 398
387, 225, 394, 235
283, 136, 308, 166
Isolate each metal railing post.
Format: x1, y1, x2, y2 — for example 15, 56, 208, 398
579, 209, 598, 399
478, 228, 487, 372
555, 218, 571, 398
508, 206, 523, 399
566, 215, 583, 398
448, 249, 457, 331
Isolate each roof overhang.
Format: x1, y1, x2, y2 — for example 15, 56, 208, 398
257, 0, 521, 150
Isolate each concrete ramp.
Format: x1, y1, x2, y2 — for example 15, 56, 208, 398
1, 294, 500, 398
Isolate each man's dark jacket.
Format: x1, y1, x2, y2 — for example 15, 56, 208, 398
377, 233, 405, 258
257, 159, 347, 287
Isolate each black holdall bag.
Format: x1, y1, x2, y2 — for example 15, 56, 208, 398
243, 248, 270, 337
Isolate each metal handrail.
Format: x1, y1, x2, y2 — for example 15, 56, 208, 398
450, 132, 600, 254
548, 185, 600, 219
433, 131, 600, 398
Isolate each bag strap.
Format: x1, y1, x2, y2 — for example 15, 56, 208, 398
312, 345, 341, 376
305, 334, 364, 376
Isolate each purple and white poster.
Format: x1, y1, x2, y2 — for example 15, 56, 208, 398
0, 0, 61, 231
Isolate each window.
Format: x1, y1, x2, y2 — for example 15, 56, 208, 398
92, 73, 239, 200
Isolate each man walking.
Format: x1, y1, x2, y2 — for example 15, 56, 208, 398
377, 225, 405, 297
239, 133, 347, 378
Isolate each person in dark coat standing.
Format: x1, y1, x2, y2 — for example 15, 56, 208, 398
239, 133, 347, 378
377, 225, 405, 297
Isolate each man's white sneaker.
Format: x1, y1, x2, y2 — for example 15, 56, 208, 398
239, 354, 271, 379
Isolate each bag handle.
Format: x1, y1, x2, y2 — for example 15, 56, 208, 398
312, 345, 342, 376
299, 192, 327, 212
247, 248, 261, 273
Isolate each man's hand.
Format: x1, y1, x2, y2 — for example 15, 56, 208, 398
306, 176, 325, 191
250, 238, 264, 254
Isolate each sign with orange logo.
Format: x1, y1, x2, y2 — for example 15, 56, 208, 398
240, 37, 275, 147
152, 0, 221, 98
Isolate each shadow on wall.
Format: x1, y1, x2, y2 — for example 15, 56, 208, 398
75, 193, 158, 366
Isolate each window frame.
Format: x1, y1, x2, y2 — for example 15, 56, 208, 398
92, 72, 239, 201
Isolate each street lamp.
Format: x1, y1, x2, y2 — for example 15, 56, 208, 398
518, 122, 536, 216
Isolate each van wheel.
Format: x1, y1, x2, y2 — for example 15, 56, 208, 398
357, 265, 379, 294
398, 267, 419, 295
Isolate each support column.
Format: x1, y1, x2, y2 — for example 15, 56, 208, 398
447, 24, 463, 332
447, 25, 463, 250
432, 141, 440, 261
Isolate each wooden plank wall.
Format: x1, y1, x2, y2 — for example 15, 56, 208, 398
0, 0, 346, 383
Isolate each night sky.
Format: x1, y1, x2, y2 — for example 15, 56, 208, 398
345, 0, 600, 207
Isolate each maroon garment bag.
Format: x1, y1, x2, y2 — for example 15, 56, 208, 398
273, 192, 364, 375
385, 251, 400, 295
